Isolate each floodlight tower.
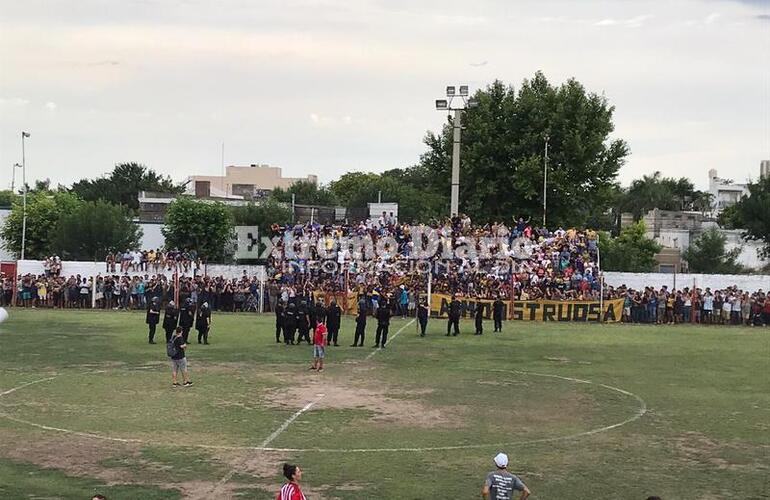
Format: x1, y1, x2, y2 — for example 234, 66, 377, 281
435, 85, 477, 217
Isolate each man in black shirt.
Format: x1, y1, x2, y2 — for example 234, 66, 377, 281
297, 301, 311, 345
417, 300, 429, 337
284, 303, 298, 345
474, 302, 484, 335
314, 300, 327, 330
446, 295, 461, 336
179, 298, 195, 343
493, 297, 505, 332
326, 299, 341, 347
374, 297, 391, 348
146, 297, 161, 344
162, 301, 179, 343
275, 299, 285, 343
196, 302, 211, 345
351, 300, 367, 347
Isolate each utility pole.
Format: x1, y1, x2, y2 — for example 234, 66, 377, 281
435, 85, 477, 218
20, 131, 30, 260
543, 135, 549, 227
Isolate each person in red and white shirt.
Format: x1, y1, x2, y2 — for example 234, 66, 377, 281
310, 323, 327, 372
277, 463, 306, 500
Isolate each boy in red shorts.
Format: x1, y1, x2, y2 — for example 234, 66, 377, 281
310, 322, 328, 371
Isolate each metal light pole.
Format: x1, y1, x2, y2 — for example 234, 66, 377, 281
543, 135, 549, 227
11, 163, 22, 193
435, 85, 477, 217
21, 131, 30, 261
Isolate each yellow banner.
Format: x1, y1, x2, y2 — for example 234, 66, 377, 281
430, 294, 624, 323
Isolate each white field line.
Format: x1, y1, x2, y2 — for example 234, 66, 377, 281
0, 352, 648, 454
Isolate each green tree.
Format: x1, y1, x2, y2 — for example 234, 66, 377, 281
162, 198, 233, 262
329, 171, 444, 222
71, 162, 183, 211
271, 180, 338, 206
52, 201, 142, 261
619, 172, 712, 220
0, 190, 17, 208
683, 227, 744, 274
416, 73, 629, 226
0, 191, 83, 259
598, 221, 662, 272
232, 199, 292, 236
728, 176, 770, 258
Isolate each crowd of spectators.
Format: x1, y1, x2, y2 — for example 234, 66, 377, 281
2, 216, 769, 326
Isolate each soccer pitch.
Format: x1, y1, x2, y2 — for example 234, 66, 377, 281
0, 310, 767, 499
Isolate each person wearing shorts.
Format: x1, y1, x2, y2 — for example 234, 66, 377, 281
169, 327, 192, 387
310, 323, 327, 371
482, 452, 530, 500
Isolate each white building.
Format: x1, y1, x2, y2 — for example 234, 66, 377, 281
708, 169, 749, 215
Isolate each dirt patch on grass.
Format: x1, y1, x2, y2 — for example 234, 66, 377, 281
673, 431, 769, 473
262, 372, 464, 428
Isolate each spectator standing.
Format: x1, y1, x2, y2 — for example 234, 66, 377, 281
168, 327, 192, 387
482, 453, 530, 500
310, 322, 327, 371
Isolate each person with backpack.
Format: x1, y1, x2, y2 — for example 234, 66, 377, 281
168, 327, 192, 387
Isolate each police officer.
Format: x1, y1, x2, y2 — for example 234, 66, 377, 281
297, 300, 311, 345
326, 299, 342, 346
146, 296, 161, 344
374, 296, 391, 348
179, 297, 195, 344
162, 300, 179, 343
417, 299, 429, 337
196, 302, 211, 344
284, 302, 298, 345
474, 302, 484, 335
446, 295, 461, 336
314, 300, 327, 329
493, 296, 505, 332
275, 299, 285, 343
351, 299, 367, 347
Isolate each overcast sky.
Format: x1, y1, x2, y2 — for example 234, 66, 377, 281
0, 0, 768, 192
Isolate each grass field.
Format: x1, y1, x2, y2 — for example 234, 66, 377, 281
0, 309, 767, 499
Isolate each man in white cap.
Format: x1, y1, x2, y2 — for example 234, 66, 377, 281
482, 452, 530, 500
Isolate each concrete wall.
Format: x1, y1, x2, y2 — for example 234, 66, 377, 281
604, 272, 769, 291
16, 260, 264, 280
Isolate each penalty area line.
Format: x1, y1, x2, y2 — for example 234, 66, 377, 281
364, 318, 415, 362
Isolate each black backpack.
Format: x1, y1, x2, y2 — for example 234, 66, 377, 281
166, 336, 178, 358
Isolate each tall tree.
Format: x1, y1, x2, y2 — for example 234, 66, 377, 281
416, 73, 629, 226
619, 172, 712, 220
598, 221, 662, 272
52, 201, 143, 260
683, 227, 744, 274
162, 198, 233, 262
0, 192, 83, 259
232, 199, 292, 236
271, 180, 338, 206
71, 162, 183, 210
726, 176, 770, 258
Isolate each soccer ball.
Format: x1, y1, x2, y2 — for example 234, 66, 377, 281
0, 307, 8, 324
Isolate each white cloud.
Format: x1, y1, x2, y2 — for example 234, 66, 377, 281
594, 15, 652, 28
44, 101, 57, 111
704, 12, 721, 24
0, 97, 30, 107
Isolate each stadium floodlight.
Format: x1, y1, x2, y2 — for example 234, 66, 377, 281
467, 97, 479, 108
459, 85, 468, 96
435, 99, 449, 110
446, 86, 456, 96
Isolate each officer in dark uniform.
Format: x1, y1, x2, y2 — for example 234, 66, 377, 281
162, 300, 179, 343
179, 297, 195, 343
275, 299, 285, 343
374, 296, 391, 348
314, 300, 327, 329
417, 299, 429, 337
284, 302, 297, 345
326, 299, 341, 346
493, 296, 505, 332
352, 299, 367, 347
297, 300, 311, 345
446, 295, 461, 336
196, 302, 211, 344
146, 297, 161, 344
474, 302, 484, 335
